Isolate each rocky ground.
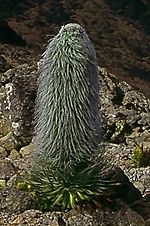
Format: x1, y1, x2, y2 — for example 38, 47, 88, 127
0, 0, 150, 225
0, 65, 150, 225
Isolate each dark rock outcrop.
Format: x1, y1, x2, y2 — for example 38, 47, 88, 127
0, 64, 37, 147
99, 67, 150, 148
0, 17, 26, 46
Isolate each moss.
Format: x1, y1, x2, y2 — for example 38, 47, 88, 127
0, 179, 6, 189
16, 181, 33, 192
131, 145, 143, 168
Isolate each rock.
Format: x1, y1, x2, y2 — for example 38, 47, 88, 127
102, 142, 150, 195
0, 210, 64, 226
0, 117, 11, 138
1, 64, 37, 147
6, 174, 18, 188
64, 203, 145, 226
131, 194, 150, 221
0, 85, 11, 138
19, 143, 33, 158
99, 68, 150, 167
9, 149, 20, 160
0, 203, 146, 226
0, 146, 8, 158
0, 17, 26, 46
124, 167, 150, 195
96, 154, 142, 204
0, 186, 33, 215
0, 165, 32, 216
0, 55, 12, 73
101, 142, 133, 170
0, 132, 15, 151
99, 68, 150, 145
0, 158, 17, 181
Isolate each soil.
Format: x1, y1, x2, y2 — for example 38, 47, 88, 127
0, 0, 150, 97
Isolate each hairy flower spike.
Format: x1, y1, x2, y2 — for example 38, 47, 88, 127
28, 23, 115, 210
34, 23, 101, 168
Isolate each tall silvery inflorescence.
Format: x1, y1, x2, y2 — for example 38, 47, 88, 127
34, 23, 101, 167
29, 24, 112, 210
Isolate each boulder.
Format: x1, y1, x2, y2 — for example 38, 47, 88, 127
99, 67, 150, 166
0, 17, 26, 46
0, 203, 146, 226
1, 64, 37, 147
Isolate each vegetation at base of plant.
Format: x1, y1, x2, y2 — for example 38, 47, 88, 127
18, 161, 118, 211
131, 145, 143, 168
16, 180, 33, 192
